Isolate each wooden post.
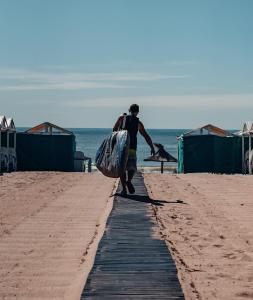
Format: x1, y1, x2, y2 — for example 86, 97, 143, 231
161, 161, 164, 174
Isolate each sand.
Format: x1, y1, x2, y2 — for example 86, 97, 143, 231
2, 171, 253, 300
0, 172, 116, 300
144, 173, 253, 300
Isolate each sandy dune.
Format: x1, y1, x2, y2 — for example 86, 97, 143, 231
144, 174, 253, 300
0, 172, 116, 300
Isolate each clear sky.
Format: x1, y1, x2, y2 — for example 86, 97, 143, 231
0, 0, 253, 129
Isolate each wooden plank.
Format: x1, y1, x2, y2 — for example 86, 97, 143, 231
81, 173, 184, 299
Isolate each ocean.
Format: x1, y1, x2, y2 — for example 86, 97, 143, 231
71, 128, 187, 167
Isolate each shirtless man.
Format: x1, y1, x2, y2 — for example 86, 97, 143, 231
113, 104, 155, 195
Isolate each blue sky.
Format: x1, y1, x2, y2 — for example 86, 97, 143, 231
0, 0, 253, 129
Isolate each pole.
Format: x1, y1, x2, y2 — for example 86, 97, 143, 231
88, 158, 92, 173
242, 136, 245, 174
0, 131, 1, 173
161, 161, 164, 174
249, 136, 252, 175
7, 131, 9, 172
14, 131, 17, 171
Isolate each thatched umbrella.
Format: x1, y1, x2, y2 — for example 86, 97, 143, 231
144, 143, 177, 173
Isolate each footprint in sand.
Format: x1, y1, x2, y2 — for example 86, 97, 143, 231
236, 292, 253, 298
213, 244, 223, 248
223, 253, 237, 259
190, 234, 199, 237
246, 275, 253, 282
171, 214, 177, 219
216, 273, 231, 279
239, 253, 253, 262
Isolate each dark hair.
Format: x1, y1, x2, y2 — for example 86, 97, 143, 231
129, 104, 139, 113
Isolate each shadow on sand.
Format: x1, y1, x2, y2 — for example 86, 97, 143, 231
113, 193, 187, 206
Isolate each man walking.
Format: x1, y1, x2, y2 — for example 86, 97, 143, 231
113, 104, 155, 195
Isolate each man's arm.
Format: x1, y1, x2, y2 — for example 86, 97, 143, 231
138, 121, 155, 155
113, 115, 124, 131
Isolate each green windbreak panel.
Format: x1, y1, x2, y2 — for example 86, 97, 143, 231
183, 135, 214, 173
9, 133, 15, 147
178, 135, 243, 174
214, 136, 242, 174
16, 133, 76, 171
177, 138, 184, 173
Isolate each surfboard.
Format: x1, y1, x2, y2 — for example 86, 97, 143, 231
95, 130, 130, 178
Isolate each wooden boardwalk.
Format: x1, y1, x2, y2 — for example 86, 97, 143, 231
81, 173, 184, 299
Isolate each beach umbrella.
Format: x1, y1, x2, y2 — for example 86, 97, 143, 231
144, 143, 177, 173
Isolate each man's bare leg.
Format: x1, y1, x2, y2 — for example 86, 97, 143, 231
126, 170, 135, 194
128, 170, 135, 182
120, 172, 127, 195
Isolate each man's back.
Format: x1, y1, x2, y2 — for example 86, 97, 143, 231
124, 115, 139, 150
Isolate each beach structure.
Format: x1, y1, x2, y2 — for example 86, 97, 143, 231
181, 124, 233, 137
178, 124, 242, 174
235, 121, 253, 174
26, 122, 73, 135
0, 116, 17, 173
74, 151, 92, 172
144, 143, 177, 173
16, 122, 76, 171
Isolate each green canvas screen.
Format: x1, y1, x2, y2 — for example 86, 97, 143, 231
178, 135, 242, 174
16, 133, 76, 171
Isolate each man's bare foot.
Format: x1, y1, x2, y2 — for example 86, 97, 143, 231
120, 189, 127, 196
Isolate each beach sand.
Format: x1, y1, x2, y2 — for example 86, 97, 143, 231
144, 173, 253, 300
0, 172, 116, 300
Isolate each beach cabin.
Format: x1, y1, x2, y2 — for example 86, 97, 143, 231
16, 122, 76, 171
0, 116, 17, 173
178, 124, 242, 174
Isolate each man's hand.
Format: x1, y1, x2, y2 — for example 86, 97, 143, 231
151, 147, 155, 156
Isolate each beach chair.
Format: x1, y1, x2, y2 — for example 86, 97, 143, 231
74, 151, 92, 172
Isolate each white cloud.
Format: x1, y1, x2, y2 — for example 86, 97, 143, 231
62, 94, 253, 109
164, 60, 197, 66
0, 82, 125, 91
0, 68, 187, 91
